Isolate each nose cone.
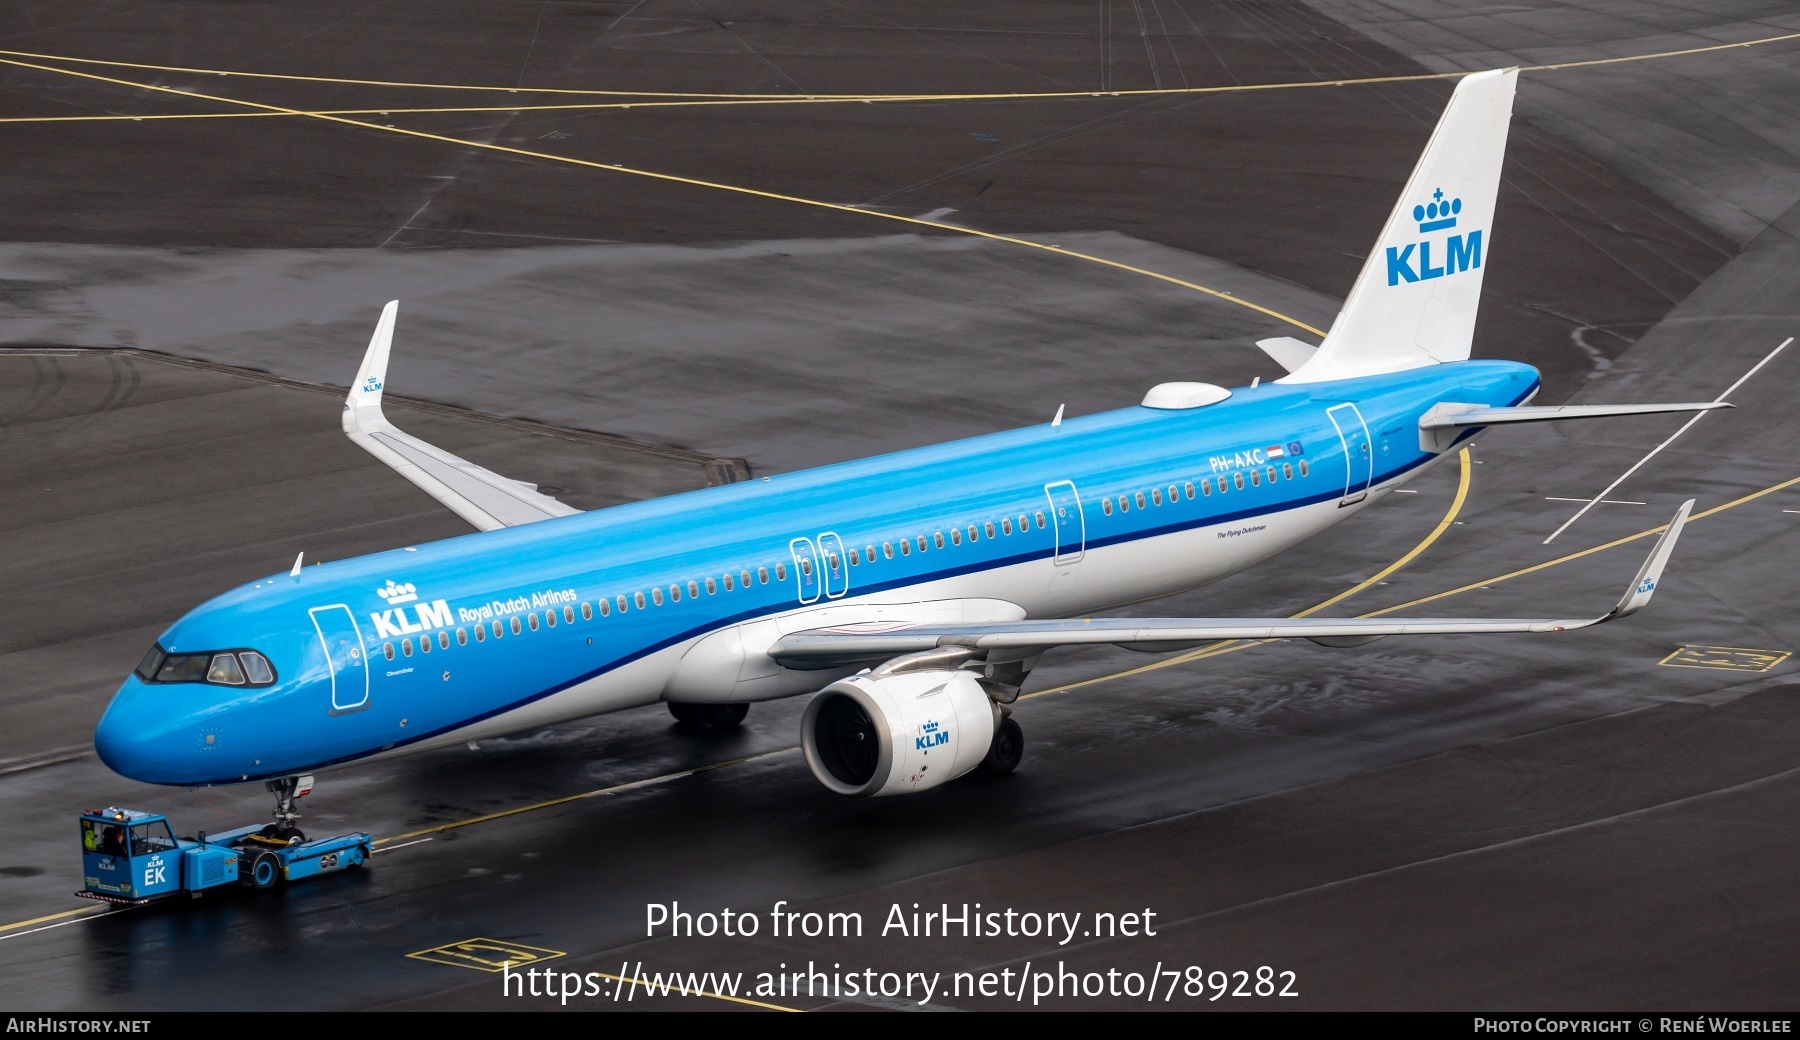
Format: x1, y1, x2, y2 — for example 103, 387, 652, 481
95, 676, 185, 784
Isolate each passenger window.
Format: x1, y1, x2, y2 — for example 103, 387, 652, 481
863, 547, 875, 563
847, 552, 858, 567
670, 584, 681, 603
1300, 460, 1310, 477
1102, 498, 1113, 515
775, 563, 787, 581
598, 599, 610, 617
933, 532, 944, 549
439, 631, 451, 649
457, 628, 469, 646
744, 569, 755, 586
402, 639, 413, 657
706, 577, 717, 595
204, 654, 245, 685
418, 635, 431, 653
1266, 467, 1277, 484
1283, 463, 1294, 480
900, 539, 911, 556
474, 625, 486, 643
545, 610, 556, 628
800, 559, 811, 576
1018, 513, 1029, 531
1135, 491, 1147, 509
1002, 518, 1013, 536
758, 567, 769, 584
240, 651, 275, 684
1234, 473, 1245, 490
883, 542, 894, 559
915, 536, 926, 553
685, 580, 697, 598
968, 524, 979, 542
493, 620, 504, 639
1117, 496, 1128, 514
1152, 488, 1163, 506
951, 528, 962, 545
511, 617, 523, 635
384, 643, 396, 661
565, 606, 576, 624
1036, 511, 1047, 529
1250, 469, 1261, 487
985, 521, 997, 537
1201, 479, 1212, 497
1169, 485, 1179, 502
633, 592, 645, 610
528, 613, 540, 631
652, 588, 664, 606
1184, 482, 1195, 500
723, 573, 735, 591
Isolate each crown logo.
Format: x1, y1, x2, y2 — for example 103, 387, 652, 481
376, 580, 418, 604
1413, 187, 1461, 232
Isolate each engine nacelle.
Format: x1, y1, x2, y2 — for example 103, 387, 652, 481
800, 669, 998, 797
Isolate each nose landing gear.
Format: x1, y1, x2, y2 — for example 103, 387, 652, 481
259, 774, 313, 843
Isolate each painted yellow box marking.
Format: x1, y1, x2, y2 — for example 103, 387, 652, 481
407, 937, 565, 972
1657, 645, 1793, 673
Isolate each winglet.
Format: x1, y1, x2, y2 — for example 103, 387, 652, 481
289, 552, 304, 577
345, 300, 398, 433
1606, 499, 1694, 620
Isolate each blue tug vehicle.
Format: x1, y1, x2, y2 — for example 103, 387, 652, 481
78, 777, 372, 904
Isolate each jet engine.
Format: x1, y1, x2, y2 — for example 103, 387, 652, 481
801, 669, 999, 797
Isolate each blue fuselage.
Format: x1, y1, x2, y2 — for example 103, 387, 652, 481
95, 361, 1537, 785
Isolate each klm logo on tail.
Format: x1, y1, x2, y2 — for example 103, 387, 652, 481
1386, 188, 1482, 286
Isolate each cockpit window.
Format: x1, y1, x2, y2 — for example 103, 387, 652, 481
136, 643, 277, 687
134, 646, 166, 682
155, 653, 213, 684
240, 651, 274, 685
206, 653, 246, 685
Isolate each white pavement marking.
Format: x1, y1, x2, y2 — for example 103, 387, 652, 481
1544, 497, 1644, 505
1543, 336, 1793, 544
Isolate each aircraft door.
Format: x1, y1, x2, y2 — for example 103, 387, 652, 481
309, 604, 370, 714
817, 532, 849, 599
1326, 403, 1374, 506
789, 538, 823, 605
1044, 481, 1086, 564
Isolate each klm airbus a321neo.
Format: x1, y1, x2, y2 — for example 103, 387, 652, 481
96, 70, 1720, 835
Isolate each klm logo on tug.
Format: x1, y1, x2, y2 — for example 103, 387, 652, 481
370, 580, 452, 639
1386, 188, 1482, 286
915, 719, 950, 751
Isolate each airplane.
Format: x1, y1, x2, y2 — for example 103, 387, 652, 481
95, 68, 1723, 836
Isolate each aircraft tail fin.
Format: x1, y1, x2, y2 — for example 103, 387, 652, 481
1284, 68, 1518, 384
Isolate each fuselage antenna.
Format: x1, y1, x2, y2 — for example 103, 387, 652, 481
290, 552, 304, 577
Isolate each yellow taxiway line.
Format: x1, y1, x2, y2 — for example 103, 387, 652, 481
3, 30, 1795, 101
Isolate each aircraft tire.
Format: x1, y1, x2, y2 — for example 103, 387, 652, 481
978, 717, 1024, 776
700, 703, 749, 729
667, 702, 704, 725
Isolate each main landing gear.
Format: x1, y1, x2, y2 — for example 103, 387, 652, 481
259, 774, 313, 844
667, 702, 749, 730
979, 716, 1024, 777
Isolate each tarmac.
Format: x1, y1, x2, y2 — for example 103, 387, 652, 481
0, 0, 1796, 1012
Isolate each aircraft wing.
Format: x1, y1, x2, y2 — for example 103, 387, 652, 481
769, 501, 1691, 669
1419, 402, 1729, 429
342, 301, 582, 532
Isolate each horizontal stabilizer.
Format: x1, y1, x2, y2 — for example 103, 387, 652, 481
1256, 336, 1319, 374
342, 301, 581, 532
769, 501, 1691, 668
1420, 401, 1731, 429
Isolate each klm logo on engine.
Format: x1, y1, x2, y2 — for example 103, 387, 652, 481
371, 580, 453, 638
915, 719, 950, 751
1386, 188, 1482, 286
